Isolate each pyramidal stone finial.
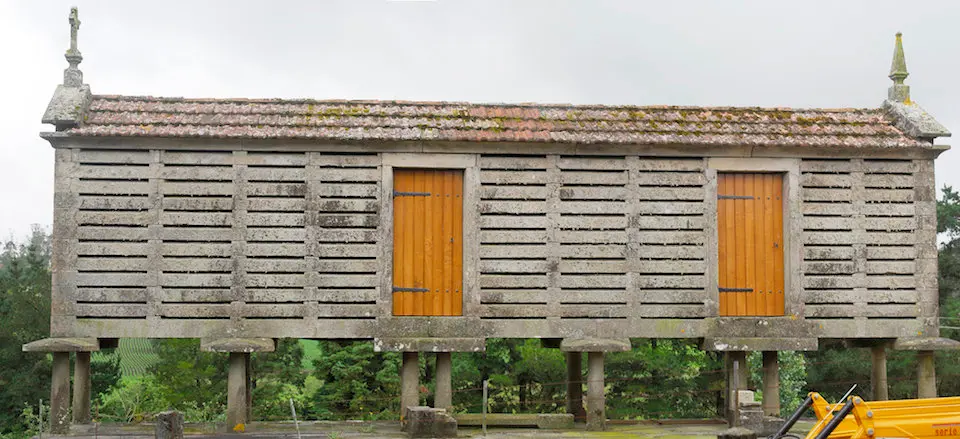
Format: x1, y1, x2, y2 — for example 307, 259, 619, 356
887, 32, 910, 103
64, 7, 83, 87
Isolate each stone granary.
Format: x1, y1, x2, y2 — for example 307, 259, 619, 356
25, 8, 959, 433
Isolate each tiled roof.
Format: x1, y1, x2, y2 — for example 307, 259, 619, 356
63, 95, 932, 148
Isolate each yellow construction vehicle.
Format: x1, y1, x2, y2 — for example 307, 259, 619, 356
769, 391, 960, 439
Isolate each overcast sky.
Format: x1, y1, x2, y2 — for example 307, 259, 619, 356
2, 0, 959, 240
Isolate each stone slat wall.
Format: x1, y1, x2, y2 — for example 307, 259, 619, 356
800, 158, 924, 332
476, 155, 708, 322
69, 149, 383, 328
57, 148, 936, 338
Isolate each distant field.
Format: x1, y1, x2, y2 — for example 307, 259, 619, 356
300, 339, 322, 369
93, 338, 160, 376
95, 338, 322, 377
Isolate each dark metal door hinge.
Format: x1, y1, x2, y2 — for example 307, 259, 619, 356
718, 195, 755, 200
719, 287, 754, 293
392, 286, 429, 293
394, 191, 431, 197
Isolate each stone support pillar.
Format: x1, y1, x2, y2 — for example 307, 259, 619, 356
401, 351, 420, 418
22, 338, 101, 434
566, 351, 585, 421
586, 352, 605, 431
918, 350, 937, 398
725, 351, 748, 425
559, 338, 628, 431
245, 354, 253, 422
871, 345, 888, 401
50, 352, 71, 434
72, 351, 92, 424
435, 352, 452, 410
198, 338, 275, 429
761, 351, 779, 417
227, 352, 249, 429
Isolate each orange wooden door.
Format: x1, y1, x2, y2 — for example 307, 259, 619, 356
392, 169, 463, 316
717, 173, 784, 316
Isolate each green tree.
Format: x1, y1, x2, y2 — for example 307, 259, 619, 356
748, 350, 806, 416
606, 339, 721, 419
309, 341, 401, 420
938, 186, 960, 304
937, 186, 960, 398
0, 227, 53, 434
91, 351, 122, 401
149, 339, 228, 419
250, 339, 307, 420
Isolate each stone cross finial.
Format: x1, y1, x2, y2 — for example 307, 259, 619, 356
63, 7, 84, 87
68, 7, 80, 54
887, 32, 910, 103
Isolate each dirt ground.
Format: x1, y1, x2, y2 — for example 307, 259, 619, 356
55, 419, 814, 438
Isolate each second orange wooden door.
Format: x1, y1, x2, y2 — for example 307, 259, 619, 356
717, 173, 784, 316
392, 169, 463, 316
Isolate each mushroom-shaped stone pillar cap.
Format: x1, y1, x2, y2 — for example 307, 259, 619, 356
200, 338, 276, 353
560, 338, 631, 352
893, 337, 960, 351
23, 337, 100, 352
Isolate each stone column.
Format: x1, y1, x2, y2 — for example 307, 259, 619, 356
50, 352, 71, 434
566, 352, 586, 421
198, 337, 275, 429
227, 352, 249, 428
725, 351, 748, 424
918, 350, 937, 398
435, 352, 452, 410
586, 352, 605, 431
72, 351, 92, 424
245, 354, 253, 422
871, 345, 888, 401
401, 351, 420, 419
761, 351, 779, 417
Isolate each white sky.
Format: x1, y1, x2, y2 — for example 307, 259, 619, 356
2, 0, 959, 239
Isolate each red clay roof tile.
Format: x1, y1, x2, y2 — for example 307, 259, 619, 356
63, 95, 929, 148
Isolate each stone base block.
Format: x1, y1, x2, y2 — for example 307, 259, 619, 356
760, 416, 786, 437
718, 426, 758, 439
703, 337, 818, 352
705, 317, 820, 339
376, 337, 485, 352
738, 406, 764, 435
404, 406, 458, 438
536, 413, 575, 429
155, 411, 184, 439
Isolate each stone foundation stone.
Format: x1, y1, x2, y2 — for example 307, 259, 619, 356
536, 413, 575, 429
404, 406, 458, 438
155, 411, 184, 439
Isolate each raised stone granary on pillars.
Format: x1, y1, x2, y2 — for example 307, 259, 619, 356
26, 9, 960, 434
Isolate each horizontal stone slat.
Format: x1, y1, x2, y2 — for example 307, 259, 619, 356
481, 185, 551, 200
78, 149, 152, 164
479, 156, 549, 170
